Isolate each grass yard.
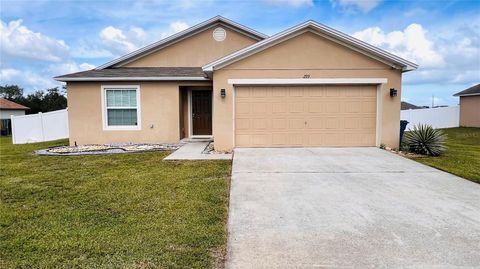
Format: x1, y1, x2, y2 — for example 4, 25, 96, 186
407, 127, 480, 184
0, 137, 231, 269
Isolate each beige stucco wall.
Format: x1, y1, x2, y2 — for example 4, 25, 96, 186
212, 31, 403, 151
123, 26, 258, 67
459, 96, 480, 127
67, 81, 211, 145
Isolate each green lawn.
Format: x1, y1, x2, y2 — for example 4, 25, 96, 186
0, 137, 231, 269
407, 127, 480, 183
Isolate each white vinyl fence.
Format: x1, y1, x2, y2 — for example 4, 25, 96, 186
11, 109, 69, 144
401, 106, 459, 129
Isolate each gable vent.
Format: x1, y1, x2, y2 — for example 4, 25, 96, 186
213, 27, 226, 41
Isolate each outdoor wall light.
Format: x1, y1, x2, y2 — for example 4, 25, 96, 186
390, 88, 397, 97
220, 89, 226, 98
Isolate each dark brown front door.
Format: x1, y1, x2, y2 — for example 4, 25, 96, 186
192, 90, 212, 135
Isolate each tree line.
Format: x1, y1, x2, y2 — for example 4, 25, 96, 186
0, 85, 67, 114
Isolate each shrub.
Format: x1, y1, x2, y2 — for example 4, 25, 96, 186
403, 124, 447, 156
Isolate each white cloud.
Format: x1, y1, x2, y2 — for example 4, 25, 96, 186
48, 62, 95, 75
353, 24, 444, 68
99, 26, 138, 55
264, 0, 314, 7
1, 62, 94, 91
353, 23, 480, 85
71, 45, 113, 58
169, 21, 189, 33
0, 68, 22, 81
331, 0, 382, 13
0, 67, 58, 90
0, 19, 69, 62
75, 20, 190, 58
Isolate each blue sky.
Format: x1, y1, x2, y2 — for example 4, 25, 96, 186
1, 0, 479, 107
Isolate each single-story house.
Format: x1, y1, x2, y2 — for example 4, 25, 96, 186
454, 84, 480, 127
0, 98, 30, 136
55, 16, 417, 150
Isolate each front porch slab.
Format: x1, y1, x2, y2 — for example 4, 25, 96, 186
164, 142, 232, 160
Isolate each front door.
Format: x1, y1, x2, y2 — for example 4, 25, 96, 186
192, 90, 212, 136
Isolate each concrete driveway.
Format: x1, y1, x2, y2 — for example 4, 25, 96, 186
227, 148, 480, 269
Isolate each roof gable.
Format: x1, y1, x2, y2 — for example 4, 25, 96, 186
96, 16, 267, 70
122, 25, 259, 68
203, 20, 418, 73
221, 31, 389, 70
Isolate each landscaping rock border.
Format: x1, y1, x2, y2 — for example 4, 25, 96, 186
36, 143, 182, 156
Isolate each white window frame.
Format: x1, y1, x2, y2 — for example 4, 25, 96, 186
101, 85, 141, 131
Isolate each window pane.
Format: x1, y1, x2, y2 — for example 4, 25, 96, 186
106, 90, 115, 106
106, 89, 136, 107
107, 109, 137, 126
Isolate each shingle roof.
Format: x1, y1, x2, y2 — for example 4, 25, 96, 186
401, 101, 421, 110
453, 84, 480, 96
54, 67, 208, 82
0, 98, 30, 110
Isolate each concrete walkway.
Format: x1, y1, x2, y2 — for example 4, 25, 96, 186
164, 142, 232, 160
227, 147, 480, 268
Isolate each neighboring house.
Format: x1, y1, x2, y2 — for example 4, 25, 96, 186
454, 84, 480, 127
55, 16, 417, 150
0, 98, 30, 136
401, 101, 423, 110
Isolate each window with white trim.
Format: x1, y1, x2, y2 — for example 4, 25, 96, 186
103, 86, 140, 129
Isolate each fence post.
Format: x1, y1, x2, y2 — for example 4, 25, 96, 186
39, 112, 46, 142
11, 115, 16, 144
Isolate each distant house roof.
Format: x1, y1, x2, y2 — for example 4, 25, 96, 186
401, 101, 422, 110
453, 83, 480, 97
54, 67, 209, 82
0, 98, 29, 110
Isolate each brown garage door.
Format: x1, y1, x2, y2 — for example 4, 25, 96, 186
235, 85, 377, 147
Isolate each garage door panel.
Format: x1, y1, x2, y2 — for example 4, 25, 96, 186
236, 118, 251, 130
362, 101, 377, 113
272, 88, 287, 97
235, 85, 376, 147
344, 118, 359, 129
272, 133, 287, 145
288, 102, 304, 113
345, 101, 362, 113
252, 103, 268, 114
289, 118, 306, 129
325, 102, 341, 113
307, 102, 323, 113
323, 133, 344, 146
308, 87, 324, 97
289, 88, 304, 97
252, 88, 267, 97
236, 103, 251, 114
307, 118, 324, 129
272, 102, 287, 113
